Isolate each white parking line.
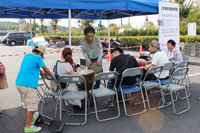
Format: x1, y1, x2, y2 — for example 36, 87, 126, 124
189, 72, 200, 77
14, 46, 29, 48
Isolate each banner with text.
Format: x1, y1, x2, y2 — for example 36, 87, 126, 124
159, 2, 179, 52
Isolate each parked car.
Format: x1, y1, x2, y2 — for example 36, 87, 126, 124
0, 32, 8, 43
1, 32, 35, 46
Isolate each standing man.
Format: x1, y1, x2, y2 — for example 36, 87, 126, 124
80, 27, 103, 88
144, 40, 169, 80
166, 39, 183, 66
104, 47, 140, 107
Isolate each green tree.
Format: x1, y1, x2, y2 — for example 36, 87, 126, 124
174, 0, 194, 23
98, 20, 106, 30
122, 23, 132, 30
184, 1, 200, 26
109, 23, 115, 27
50, 19, 60, 35
80, 19, 96, 30
40, 19, 47, 35
110, 24, 120, 31
142, 21, 156, 29
23, 22, 39, 31
7, 24, 12, 30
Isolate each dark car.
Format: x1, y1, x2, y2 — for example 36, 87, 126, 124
1, 32, 35, 46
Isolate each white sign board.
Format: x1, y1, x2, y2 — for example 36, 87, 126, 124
188, 23, 196, 36
159, 2, 179, 52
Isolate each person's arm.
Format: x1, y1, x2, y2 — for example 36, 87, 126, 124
42, 65, 54, 75
96, 37, 103, 62
144, 61, 152, 64
69, 67, 81, 75
174, 50, 183, 65
109, 59, 116, 71
81, 39, 90, 63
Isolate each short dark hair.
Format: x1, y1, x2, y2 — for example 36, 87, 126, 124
84, 27, 95, 36
167, 39, 176, 47
111, 47, 123, 54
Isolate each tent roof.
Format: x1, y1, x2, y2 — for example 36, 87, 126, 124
0, 0, 164, 19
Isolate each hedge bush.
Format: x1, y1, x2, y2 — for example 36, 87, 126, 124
40, 35, 200, 51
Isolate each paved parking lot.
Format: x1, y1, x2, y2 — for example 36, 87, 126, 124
0, 44, 200, 133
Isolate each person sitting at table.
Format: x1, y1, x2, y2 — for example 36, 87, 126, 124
166, 39, 183, 66
80, 27, 103, 89
51, 47, 82, 108
104, 47, 140, 107
143, 40, 169, 80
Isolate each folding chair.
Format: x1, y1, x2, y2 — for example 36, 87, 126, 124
174, 61, 191, 98
58, 75, 88, 125
183, 56, 190, 62
150, 62, 174, 86
141, 66, 163, 110
159, 67, 190, 115
40, 73, 60, 120
119, 67, 146, 116
149, 62, 174, 108
89, 71, 120, 122
36, 75, 47, 104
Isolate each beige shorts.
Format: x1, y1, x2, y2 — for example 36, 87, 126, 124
16, 85, 38, 111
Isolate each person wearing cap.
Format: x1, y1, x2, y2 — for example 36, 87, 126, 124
80, 27, 103, 89
143, 40, 169, 80
104, 47, 140, 107
167, 39, 182, 66
15, 44, 53, 133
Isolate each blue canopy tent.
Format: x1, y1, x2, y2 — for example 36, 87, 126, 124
0, 0, 163, 48
0, 0, 161, 19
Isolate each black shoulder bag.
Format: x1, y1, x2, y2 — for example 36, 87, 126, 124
53, 60, 67, 88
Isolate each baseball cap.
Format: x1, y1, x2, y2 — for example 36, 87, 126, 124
35, 45, 46, 54
149, 40, 160, 48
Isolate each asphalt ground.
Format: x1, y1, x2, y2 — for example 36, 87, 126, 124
0, 44, 200, 133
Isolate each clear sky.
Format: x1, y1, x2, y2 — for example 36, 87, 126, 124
0, 14, 159, 29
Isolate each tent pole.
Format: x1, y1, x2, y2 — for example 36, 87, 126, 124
30, 17, 33, 50
108, 19, 110, 61
68, 9, 71, 48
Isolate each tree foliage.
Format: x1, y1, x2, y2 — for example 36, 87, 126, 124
174, 0, 194, 23
80, 19, 96, 30
50, 19, 60, 34
142, 21, 156, 29
40, 19, 47, 35
23, 22, 39, 31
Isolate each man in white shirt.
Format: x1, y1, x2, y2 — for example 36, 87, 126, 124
167, 39, 183, 66
144, 40, 169, 80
